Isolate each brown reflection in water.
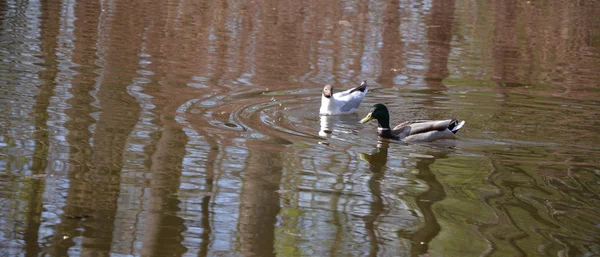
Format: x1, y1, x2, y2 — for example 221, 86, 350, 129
136, 1, 203, 253
327, 0, 370, 83
378, 0, 403, 86
541, 1, 600, 98
23, 0, 61, 255
421, 0, 455, 115
48, 0, 143, 255
425, 0, 455, 87
76, 49, 142, 256
485, 1, 600, 96
48, 0, 102, 255
206, 0, 233, 86
140, 114, 188, 256
237, 143, 283, 257
250, 1, 308, 85
536, 1, 600, 98
359, 142, 389, 257
491, 0, 521, 86
408, 151, 447, 257
2, 0, 597, 255
160, 0, 229, 88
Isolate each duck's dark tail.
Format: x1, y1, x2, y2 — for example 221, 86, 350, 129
449, 119, 465, 134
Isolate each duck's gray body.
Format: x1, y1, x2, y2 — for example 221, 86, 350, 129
361, 104, 466, 142
385, 119, 465, 142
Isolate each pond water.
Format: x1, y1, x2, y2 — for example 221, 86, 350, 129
1, 0, 599, 256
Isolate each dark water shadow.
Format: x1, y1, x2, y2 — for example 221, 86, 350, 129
197, 135, 217, 257
361, 142, 450, 256
359, 141, 389, 257
409, 149, 449, 257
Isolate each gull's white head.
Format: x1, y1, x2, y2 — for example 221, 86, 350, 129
322, 84, 333, 98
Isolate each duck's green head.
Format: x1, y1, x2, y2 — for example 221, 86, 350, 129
359, 104, 390, 128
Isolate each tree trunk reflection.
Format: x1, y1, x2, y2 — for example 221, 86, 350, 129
238, 142, 283, 257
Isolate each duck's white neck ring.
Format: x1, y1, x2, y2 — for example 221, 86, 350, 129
377, 128, 390, 131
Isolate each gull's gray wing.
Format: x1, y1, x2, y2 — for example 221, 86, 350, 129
339, 96, 365, 112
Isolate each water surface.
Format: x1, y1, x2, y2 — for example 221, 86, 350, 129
1, 0, 599, 256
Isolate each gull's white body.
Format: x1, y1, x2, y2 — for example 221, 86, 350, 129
320, 81, 368, 115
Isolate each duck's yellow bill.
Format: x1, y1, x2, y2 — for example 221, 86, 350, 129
359, 153, 370, 162
359, 113, 373, 124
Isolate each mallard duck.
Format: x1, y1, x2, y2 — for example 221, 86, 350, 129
320, 81, 368, 115
360, 104, 465, 142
